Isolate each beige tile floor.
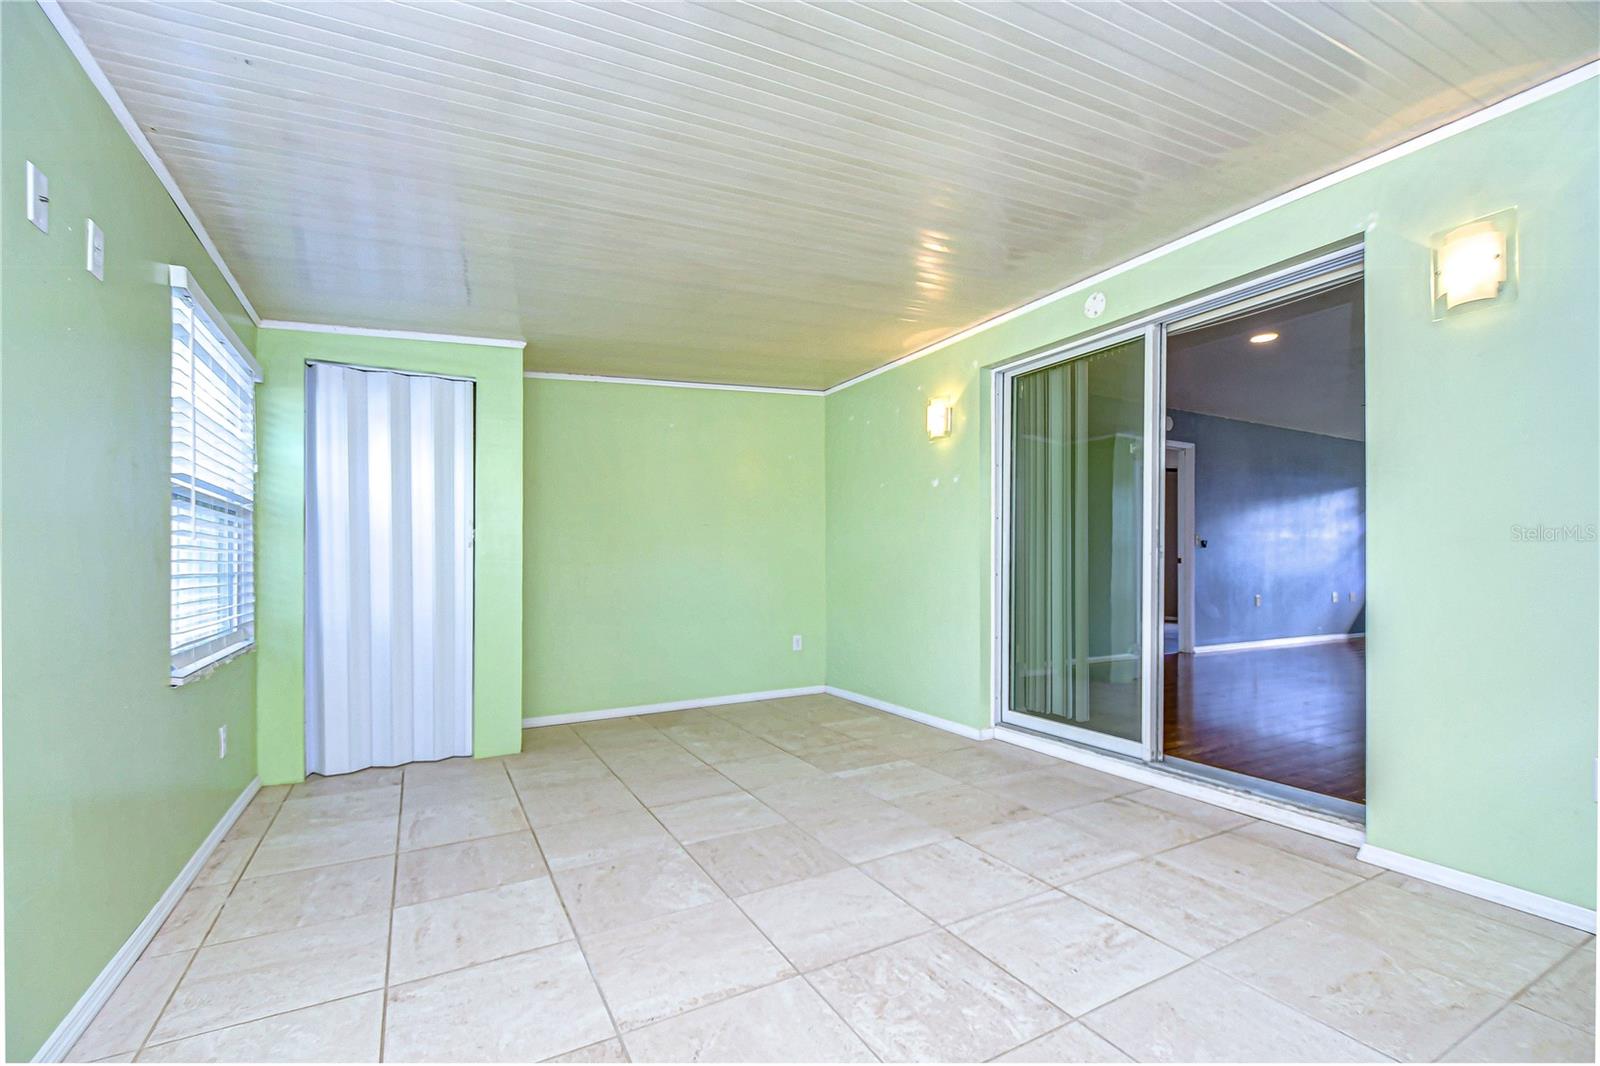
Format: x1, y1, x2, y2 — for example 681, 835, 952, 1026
69, 694, 1596, 1063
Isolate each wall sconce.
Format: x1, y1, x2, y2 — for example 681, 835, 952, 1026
926, 397, 954, 440
1433, 209, 1516, 317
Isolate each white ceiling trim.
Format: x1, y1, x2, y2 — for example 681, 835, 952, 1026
823, 59, 1600, 397
41, 0, 1596, 386
36, 0, 260, 326
260, 319, 526, 350
524, 371, 822, 397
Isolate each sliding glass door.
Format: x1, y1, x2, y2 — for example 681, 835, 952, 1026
1000, 332, 1151, 757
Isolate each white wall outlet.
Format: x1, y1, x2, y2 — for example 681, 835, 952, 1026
1253, 594, 1262, 607
86, 218, 104, 280
792, 634, 803, 652
26, 161, 48, 233
218, 725, 228, 759
1331, 591, 1339, 603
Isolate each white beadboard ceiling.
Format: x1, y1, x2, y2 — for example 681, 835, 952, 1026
61, 1, 1598, 389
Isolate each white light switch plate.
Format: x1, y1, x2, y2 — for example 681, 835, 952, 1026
86, 218, 104, 280
26, 161, 48, 233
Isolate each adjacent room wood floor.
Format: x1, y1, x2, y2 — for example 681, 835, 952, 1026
1163, 639, 1366, 805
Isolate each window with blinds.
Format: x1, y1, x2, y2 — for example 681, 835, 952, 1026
170, 269, 260, 680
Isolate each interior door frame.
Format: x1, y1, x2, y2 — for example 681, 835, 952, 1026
303, 360, 478, 775
1163, 440, 1197, 655
992, 242, 1365, 770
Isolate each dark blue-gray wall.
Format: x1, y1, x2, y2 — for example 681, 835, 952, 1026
1168, 410, 1365, 645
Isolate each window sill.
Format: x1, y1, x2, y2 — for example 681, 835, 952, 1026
171, 641, 255, 687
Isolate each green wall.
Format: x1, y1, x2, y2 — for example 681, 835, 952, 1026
0, 3, 259, 1057
524, 379, 825, 716
3, 6, 1593, 1053
827, 80, 1599, 909
255, 331, 525, 784
826, 371, 991, 729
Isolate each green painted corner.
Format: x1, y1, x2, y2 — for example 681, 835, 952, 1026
255, 331, 525, 785
2, 5, 1595, 1057
523, 378, 826, 717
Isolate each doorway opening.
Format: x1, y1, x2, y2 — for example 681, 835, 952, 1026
1160, 276, 1366, 811
304, 362, 477, 777
994, 246, 1366, 821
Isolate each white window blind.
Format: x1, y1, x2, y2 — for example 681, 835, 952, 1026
170, 267, 262, 680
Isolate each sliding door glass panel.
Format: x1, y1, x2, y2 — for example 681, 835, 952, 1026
1008, 336, 1146, 746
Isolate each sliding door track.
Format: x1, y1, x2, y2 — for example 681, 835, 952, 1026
1160, 756, 1366, 823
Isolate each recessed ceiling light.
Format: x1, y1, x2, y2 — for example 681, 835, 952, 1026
1249, 331, 1279, 344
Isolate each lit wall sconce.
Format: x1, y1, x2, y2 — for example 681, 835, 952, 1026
1432, 209, 1516, 317
926, 397, 954, 440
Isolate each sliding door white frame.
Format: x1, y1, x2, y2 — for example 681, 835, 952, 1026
992, 323, 1158, 759
991, 243, 1365, 770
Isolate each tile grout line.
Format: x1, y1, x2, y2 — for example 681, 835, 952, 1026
572, 705, 1080, 1060
982, 830, 1393, 1060
817, 816, 1101, 1055
101, 706, 928, 1060
132, 990, 383, 1060
1068, 873, 1411, 1062
977, 1020, 1090, 1063
1428, 1001, 1518, 1064
1429, 936, 1596, 1061
520, 730, 636, 1060
138, 772, 519, 1058
743, 719, 1130, 1060
376, 768, 405, 1063
132, 786, 291, 1058
129, 776, 417, 1055
564, 709, 918, 1058
99, 700, 1592, 1064
763, 717, 1411, 1060
570, 720, 810, 1054
1362, 871, 1594, 950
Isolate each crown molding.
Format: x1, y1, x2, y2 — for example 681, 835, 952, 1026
38, 0, 1595, 393
524, 371, 823, 396
260, 320, 527, 350
822, 60, 1600, 396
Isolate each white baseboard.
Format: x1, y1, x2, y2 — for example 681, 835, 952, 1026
1356, 843, 1597, 934
517, 680, 1597, 935
1194, 632, 1363, 655
521, 684, 993, 742
823, 686, 994, 741
992, 723, 1595, 934
32, 776, 262, 1063
522, 686, 825, 728
991, 726, 1364, 845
